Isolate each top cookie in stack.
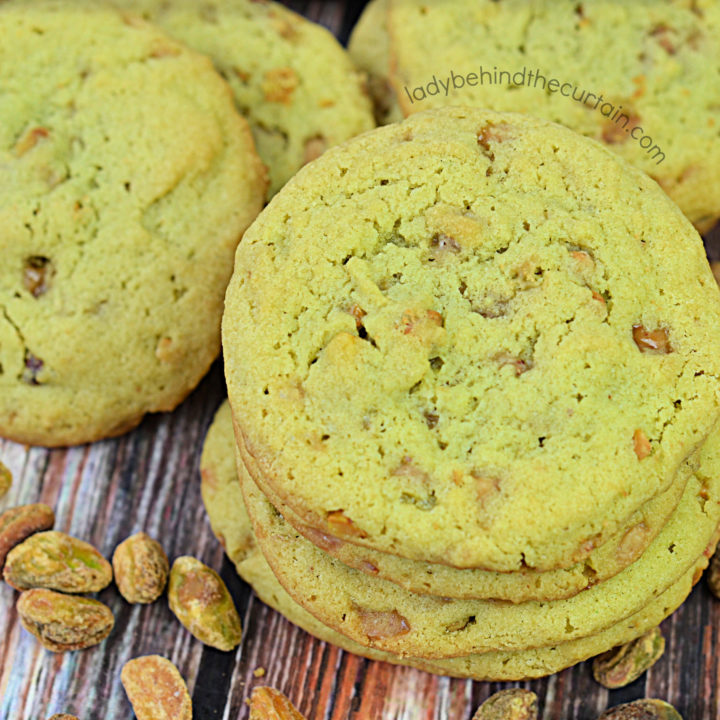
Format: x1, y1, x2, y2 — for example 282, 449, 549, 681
218, 106, 720, 677
350, 0, 720, 233
223, 106, 720, 574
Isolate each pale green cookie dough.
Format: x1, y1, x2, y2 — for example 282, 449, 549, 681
241, 438, 720, 659
235, 553, 705, 680
387, 0, 720, 232
200, 403, 713, 680
348, 0, 403, 125
223, 106, 720, 571
117, 0, 375, 198
0, 0, 266, 446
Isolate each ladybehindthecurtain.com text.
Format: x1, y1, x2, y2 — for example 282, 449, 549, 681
402, 66, 665, 164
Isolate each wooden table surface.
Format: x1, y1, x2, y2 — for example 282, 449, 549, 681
2, 3, 720, 718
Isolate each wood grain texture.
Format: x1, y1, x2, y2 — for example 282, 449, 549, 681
1, 2, 719, 718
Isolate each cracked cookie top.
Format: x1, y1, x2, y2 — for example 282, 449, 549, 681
0, 0, 265, 446
223, 106, 720, 571
117, 0, 375, 199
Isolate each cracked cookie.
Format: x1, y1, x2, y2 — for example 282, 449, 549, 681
223, 106, 720, 572
116, 0, 375, 199
0, 0, 265, 446
386, 0, 720, 233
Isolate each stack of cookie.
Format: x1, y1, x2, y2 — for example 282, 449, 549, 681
204, 106, 720, 680
349, 0, 720, 234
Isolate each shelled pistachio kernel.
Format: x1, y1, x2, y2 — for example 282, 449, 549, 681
249, 687, 307, 720
3, 531, 112, 592
17, 589, 114, 651
168, 556, 242, 651
598, 699, 682, 719
473, 689, 538, 720
0, 503, 55, 571
707, 552, 720, 599
592, 627, 665, 688
121, 655, 191, 720
112, 532, 169, 604
0, 461, 11, 497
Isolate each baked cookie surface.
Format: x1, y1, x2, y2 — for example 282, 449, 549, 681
223, 107, 720, 571
238, 421, 694, 602
0, 0, 265, 446
387, 0, 720, 232
118, 0, 375, 198
199, 403, 714, 679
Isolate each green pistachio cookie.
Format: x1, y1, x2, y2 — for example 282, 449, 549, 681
223, 106, 720, 571
387, 0, 720, 232
0, 0, 265, 446
348, 0, 403, 126
117, 0, 375, 198
200, 403, 713, 679
240, 438, 720, 659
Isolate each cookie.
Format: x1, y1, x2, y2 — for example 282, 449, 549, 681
211, 399, 693, 602
200, 401, 255, 564
236, 548, 705, 681
223, 106, 720, 571
240, 441, 720, 659
348, 0, 403, 126
0, 0, 265, 446
117, 0, 375, 198
387, 0, 720, 233
200, 405, 713, 680
237, 419, 694, 602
